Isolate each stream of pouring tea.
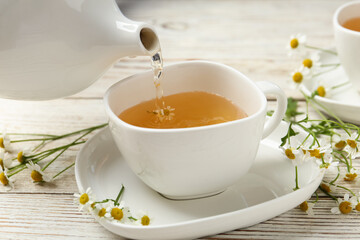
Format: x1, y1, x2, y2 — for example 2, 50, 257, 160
151, 51, 165, 110
150, 50, 174, 121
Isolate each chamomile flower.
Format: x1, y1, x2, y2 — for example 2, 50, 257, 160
290, 67, 310, 88
133, 210, 152, 226
26, 161, 52, 183
344, 133, 360, 158
91, 202, 110, 220
0, 148, 12, 170
351, 194, 360, 212
0, 168, 14, 190
154, 105, 176, 122
320, 183, 335, 193
331, 193, 356, 214
0, 127, 11, 151
315, 85, 328, 98
344, 168, 358, 182
281, 145, 307, 166
299, 200, 315, 216
74, 187, 95, 212
105, 201, 131, 223
16, 148, 32, 164
287, 34, 307, 56
302, 52, 321, 72
302, 141, 332, 162
332, 133, 348, 151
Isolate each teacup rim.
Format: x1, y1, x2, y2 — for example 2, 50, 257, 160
333, 0, 360, 36
103, 60, 267, 133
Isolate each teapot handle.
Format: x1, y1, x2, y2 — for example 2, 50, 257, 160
256, 81, 287, 139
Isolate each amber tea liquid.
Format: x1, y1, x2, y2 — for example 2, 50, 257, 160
342, 17, 360, 32
119, 91, 247, 129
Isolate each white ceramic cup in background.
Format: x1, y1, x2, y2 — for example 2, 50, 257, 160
104, 61, 287, 200
334, 0, 360, 92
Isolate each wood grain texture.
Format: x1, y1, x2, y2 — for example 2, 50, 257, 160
1, 0, 359, 239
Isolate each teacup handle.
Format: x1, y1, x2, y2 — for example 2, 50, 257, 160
256, 81, 287, 139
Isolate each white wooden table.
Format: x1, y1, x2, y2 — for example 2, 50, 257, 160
1, 0, 359, 239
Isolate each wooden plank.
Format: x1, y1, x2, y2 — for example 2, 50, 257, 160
0, 194, 123, 240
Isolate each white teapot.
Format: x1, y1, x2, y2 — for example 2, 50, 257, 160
0, 0, 159, 100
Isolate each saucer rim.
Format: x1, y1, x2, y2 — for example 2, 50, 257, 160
301, 83, 359, 108
300, 49, 360, 109
75, 125, 324, 234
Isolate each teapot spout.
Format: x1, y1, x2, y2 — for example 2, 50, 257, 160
139, 26, 161, 56
114, 18, 160, 58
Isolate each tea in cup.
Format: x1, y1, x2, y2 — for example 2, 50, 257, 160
104, 61, 287, 199
334, 0, 360, 92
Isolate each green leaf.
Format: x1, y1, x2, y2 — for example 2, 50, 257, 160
267, 110, 274, 117
285, 97, 303, 120
280, 124, 299, 146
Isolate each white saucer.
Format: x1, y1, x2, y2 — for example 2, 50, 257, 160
75, 122, 323, 240
301, 50, 360, 124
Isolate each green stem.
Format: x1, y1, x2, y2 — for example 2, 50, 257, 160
7, 141, 85, 176
93, 199, 115, 205
293, 166, 300, 191
52, 162, 75, 179
330, 81, 351, 90
33, 140, 46, 152
298, 133, 311, 149
304, 45, 337, 55
26, 141, 86, 159
312, 65, 340, 78
295, 122, 320, 147
8, 133, 57, 137
307, 94, 346, 126
335, 185, 356, 197
319, 185, 337, 201
10, 123, 107, 143
114, 185, 125, 206
333, 150, 351, 172
312, 191, 319, 204
320, 63, 340, 67
330, 166, 341, 185
41, 130, 91, 171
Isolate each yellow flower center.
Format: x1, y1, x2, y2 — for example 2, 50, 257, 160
98, 208, 106, 217
17, 151, 24, 163
141, 215, 150, 226
301, 149, 306, 154
285, 148, 296, 160
356, 203, 360, 212
308, 149, 323, 159
91, 202, 96, 209
79, 193, 89, 205
335, 140, 346, 150
299, 201, 309, 212
290, 38, 299, 49
292, 72, 303, 83
163, 108, 170, 116
111, 207, 123, 220
317, 86, 326, 97
31, 170, 43, 182
303, 59, 313, 68
0, 158, 3, 170
339, 201, 352, 214
0, 172, 9, 186
0, 137, 4, 148
344, 173, 357, 181
347, 139, 357, 149
320, 183, 331, 193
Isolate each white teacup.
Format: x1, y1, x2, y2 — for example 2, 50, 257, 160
104, 61, 287, 200
334, 1, 360, 91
